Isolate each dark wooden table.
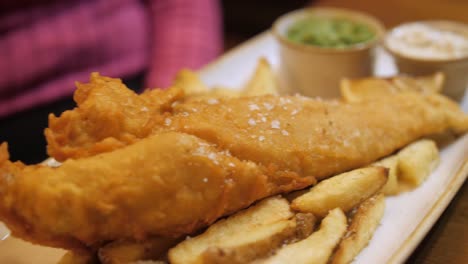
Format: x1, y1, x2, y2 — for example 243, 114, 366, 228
406, 181, 468, 263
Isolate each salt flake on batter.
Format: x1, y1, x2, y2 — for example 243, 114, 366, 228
271, 120, 280, 129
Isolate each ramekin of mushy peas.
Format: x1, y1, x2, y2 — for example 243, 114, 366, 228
273, 8, 385, 98
287, 17, 376, 48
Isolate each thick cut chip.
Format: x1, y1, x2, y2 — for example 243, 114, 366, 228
397, 139, 439, 187
128, 261, 166, 264
201, 219, 296, 264
173, 69, 209, 95
294, 213, 317, 241
331, 193, 385, 264
341, 78, 397, 103
98, 237, 177, 264
174, 58, 280, 102
372, 139, 440, 194
168, 196, 293, 264
58, 251, 97, 264
373, 155, 399, 196
291, 167, 388, 217
340, 72, 444, 103
392, 73, 444, 94
256, 208, 347, 264
242, 58, 279, 96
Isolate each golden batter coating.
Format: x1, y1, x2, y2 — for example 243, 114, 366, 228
46, 73, 184, 161
1, 133, 312, 250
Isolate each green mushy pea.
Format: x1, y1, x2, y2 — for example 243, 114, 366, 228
287, 17, 375, 48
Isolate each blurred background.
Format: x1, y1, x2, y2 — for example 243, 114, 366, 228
223, 0, 468, 49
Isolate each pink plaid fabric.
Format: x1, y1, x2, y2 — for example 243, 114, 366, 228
0, 0, 222, 118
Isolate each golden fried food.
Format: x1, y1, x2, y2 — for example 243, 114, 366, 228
0, 133, 312, 250
331, 193, 385, 264
98, 237, 177, 264
256, 208, 347, 264
291, 167, 387, 216
200, 220, 296, 264
1, 74, 467, 253
140, 94, 466, 181
47, 68, 279, 161
171, 57, 278, 103
373, 155, 400, 195
372, 139, 440, 195
45, 75, 467, 165
397, 139, 440, 187
45, 73, 184, 161
173, 69, 210, 95
242, 57, 279, 96
168, 197, 295, 264
47, 75, 468, 174
168, 197, 318, 264
168, 90, 467, 182
340, 72, 444, 103
293, 213, 317, 241
57, 251, 97, 264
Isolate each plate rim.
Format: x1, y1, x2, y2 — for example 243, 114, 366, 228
198, 31, 271, 77
388, 160, 467, 263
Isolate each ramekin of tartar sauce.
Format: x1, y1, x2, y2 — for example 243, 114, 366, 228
384, 21, 468, 100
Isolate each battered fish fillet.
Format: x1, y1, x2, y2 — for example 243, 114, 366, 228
0, 80, 467, 251
0, 133, 312, 250
46, 74, 468, 165
47, 75, 467, 178
46, 73, 184, 161
165, 92, 467, 180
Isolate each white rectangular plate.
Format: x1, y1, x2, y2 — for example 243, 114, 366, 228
199, 31, 468, 264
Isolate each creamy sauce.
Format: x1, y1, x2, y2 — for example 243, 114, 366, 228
385, 22, 468, 60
